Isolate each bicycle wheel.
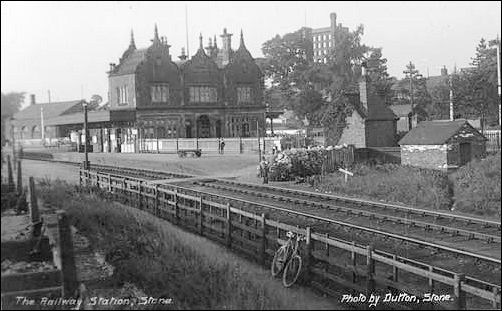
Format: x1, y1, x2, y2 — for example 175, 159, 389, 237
271, 247, 288, 277
282, 255, 302, 287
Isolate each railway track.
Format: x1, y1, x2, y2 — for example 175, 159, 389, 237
189, 179, 501, 247
22, 155, 501, 285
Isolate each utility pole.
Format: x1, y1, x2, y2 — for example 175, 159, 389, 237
497, 36, 501, 127
449, 73, 454, 121
40, 106, 45, 141
403, 61, 419, 129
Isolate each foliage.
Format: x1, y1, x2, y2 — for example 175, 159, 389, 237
313, 164, 453, 210
260, 25, 390, 137
365, 48, 394, 104
394, 62, 431, 121
269, 148, 327, 181
426, 37, 500, 126
451, 152, 501, 217
1, 92, 25, 146
38, 180, 331, 310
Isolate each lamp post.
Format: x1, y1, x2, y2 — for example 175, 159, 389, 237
82, 101, 90, 170
256, 118, 261, 162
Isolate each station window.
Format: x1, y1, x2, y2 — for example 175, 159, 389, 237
151, 84, 169, 103
189, 86, 217, 103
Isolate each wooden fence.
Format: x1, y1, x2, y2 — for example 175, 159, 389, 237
1, 175, 77, 308
484, 130, 501, 153
79, 169, 500, 310
139, 137, 277, 155
321, 145, 355, 174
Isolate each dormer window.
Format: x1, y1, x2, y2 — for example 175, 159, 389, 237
151, 83, 169, 103
237, 86, 252, 103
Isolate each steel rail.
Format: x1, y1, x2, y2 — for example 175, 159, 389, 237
195, 180, 501, 243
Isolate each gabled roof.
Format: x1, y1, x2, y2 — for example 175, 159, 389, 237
398, 119, 485, 145
111, 48, 147, 76
13, 100, 83, 121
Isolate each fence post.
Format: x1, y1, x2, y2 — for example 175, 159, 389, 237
138, 180, 142, 210
351, 241, 357, 283
57, 211, 78, 298
304, 226, 312, 282
16, 160, 22, 194
154, 184, 159, 217
226, 203, 232, 247
199, 197, 204, 235
366, 245, 375, 294
454, 273, 466, 310
28, 177, 40, 234
492, 286, 500, 309
392, 254, 399, 283
428, 266, 435, 293
122, 178, 126, 203
7, 155, 15, 192
79, 169, 82, 187
174, 189, 179, 224
260, 213, 268, 265
108, 174, 112, 192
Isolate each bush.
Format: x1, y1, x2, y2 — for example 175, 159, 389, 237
451, 152, 501, 217
315, 163, 453, 210
269, 148, 327, 181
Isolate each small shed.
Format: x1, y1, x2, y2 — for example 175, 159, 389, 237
398, 119, 487, 171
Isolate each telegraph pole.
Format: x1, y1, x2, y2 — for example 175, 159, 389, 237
403, 61, 419, 129
497, 36, 501, 127
449, 73, 454, 121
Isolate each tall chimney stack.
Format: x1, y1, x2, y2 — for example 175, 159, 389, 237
220, 28, 233, 66
359, 64, 368, 111
30, 94, 36, 106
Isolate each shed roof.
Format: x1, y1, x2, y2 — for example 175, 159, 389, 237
13, 100, 83, 122
398, 119, 484, 145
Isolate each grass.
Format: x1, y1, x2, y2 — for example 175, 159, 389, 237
313, 163, 453, 211
37, 179, 341, 310
451, 152, 501, 217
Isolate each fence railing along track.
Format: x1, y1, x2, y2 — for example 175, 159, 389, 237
79, 168, 501, 310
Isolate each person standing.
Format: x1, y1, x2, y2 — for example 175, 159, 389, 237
260, 156, 269, 184
220, 140, 225, 155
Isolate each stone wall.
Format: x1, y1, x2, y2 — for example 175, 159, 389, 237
401, 144, 447, 170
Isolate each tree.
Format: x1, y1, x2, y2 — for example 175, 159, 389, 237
365, 48, 393, 103
1, 92, 25, 146
394, 62, 431, 121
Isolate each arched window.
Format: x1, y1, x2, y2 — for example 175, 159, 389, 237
32, 125, 41, 139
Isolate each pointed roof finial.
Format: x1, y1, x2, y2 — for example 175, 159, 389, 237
153, 23, 160, 42
213, 35, 218, 48
239, 29, 245, 48
130, 29, 136, 49
199, 33, 203, 50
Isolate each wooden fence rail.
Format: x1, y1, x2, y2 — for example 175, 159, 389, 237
79, 169, 500, 310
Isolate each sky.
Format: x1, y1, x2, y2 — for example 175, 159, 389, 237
1, 1, 501, 107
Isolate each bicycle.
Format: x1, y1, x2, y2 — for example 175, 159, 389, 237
271, 231, 304, 287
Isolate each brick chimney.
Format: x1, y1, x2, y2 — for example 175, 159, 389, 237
359, 65, 368, 112
220, 28, 233, 66
30, 94, 36, 106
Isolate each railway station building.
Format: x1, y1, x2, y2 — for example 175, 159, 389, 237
107, 25, 266, 146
